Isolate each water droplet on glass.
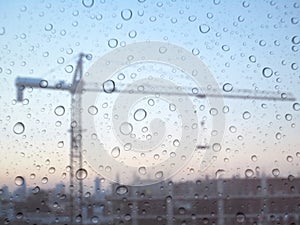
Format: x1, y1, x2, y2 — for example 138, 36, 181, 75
262, 67, 273, 78
15, 176, 24, 186
111, 146, 120, 158
138, 166, 147, 175
82, 0, 94, 8
91, 216, 99, 224
13, 122, 25, 134
54, 106, 65, 116
249, 55, 256, 63
57, 141, 64, 148
251, 155, 257, 162
88, 105, 98, 115
236, 212, 246, 223
76, 168, 88, 180
0, 27, 5, 35
39, 80, 48, 88
212, 143, 221, 152
41, 177, 48, 184
155, 171, 163, 179
290, 62, 298, 71
16, 212, 23, 220
222, 83, 233, 92
116, 185, 128, 195
275, 132, 282, 140
134, 108, 147, 121
48, 167, 56, 174
292, 36, 300, 45
209, 108, 218, 116
44, 23, 53, 31
245, 169, 254, 178
293, 103, 300, 111
173, 139, 180, 147
169, 103, 176, 111
286, 155, 293, 162
128, 30, 137, 38
121, 9, 133, 21
199, 24, 210, 33
32, 186, 40, 194
108, 38, 118, 48
221, 45, 230, 51
148, 99, 155, 106
272, 168, 280, 177
242, 111, 251, 119
103, 80, 115, 93
65, 65, 73, 73
120, 122, 133, 135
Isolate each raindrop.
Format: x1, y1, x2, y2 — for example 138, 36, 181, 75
212, 143, 221, 152
262, 67, 273, 78
65, 65, 73, 73
275, 132, 282, 140
41, 177, 48, 184
16, 212, 23, 220
138, 166, 147, 175
120, 122, 133, 135
15, 176, 24, 186
291, 63, 298, 70
291, 17, 299, 24
173, 139, 180, 147
286, 155, 293, 162
293, 102, 300, 111
251, 155, 257, 162
229, 126, 237, 133
103, 80, 115, 93
188, 15, 197, 22
82, 0, 94, 8
48, 167, 56, 174
272, 168, 280, 177
285, 114, 292, 121
88, 105, 98, 115
221, 45, 230, 51
40, 80, 48, 88
121, 9, 133, 21
13, 122, 25, 134
54, 106, 65, 116
155, 171, 163, 178
116, 185, 128, 195
91, 216, 99, 224
32, 186, 40, 194
0, 27, 5, 35
128, 30, 137, 38
44, 23, 53, 31
199, 24, 210, 33
57, 141, 64, 148
148, 99, 155, 106
245, 169, 254, 178
111, 146, 120, 158
134, 108, 147, 121
222, 83, 233, 92
76, 168, 88, 180
209, 108, 218, 116
192, 48, 200, 55
292, 36, 300, 45
108, 38, 118, 48
242, 111, 251, 119
169, 103, 176, 111
249, 55, 256, 63
236, 212, 246, 223
124, 214, 131, 221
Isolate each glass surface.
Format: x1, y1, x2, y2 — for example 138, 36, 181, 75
0, 0, 300, 224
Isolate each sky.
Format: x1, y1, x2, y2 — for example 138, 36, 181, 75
0, 0, 300, 191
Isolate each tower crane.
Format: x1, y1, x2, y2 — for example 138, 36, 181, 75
15, 53, 296, 224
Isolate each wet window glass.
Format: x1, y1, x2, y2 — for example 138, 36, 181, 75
1, 0, 300, 224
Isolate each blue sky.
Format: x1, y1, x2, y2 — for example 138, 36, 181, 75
0, 0, 300, 189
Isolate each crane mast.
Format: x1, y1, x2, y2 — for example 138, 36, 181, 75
15, 53, 86, 225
